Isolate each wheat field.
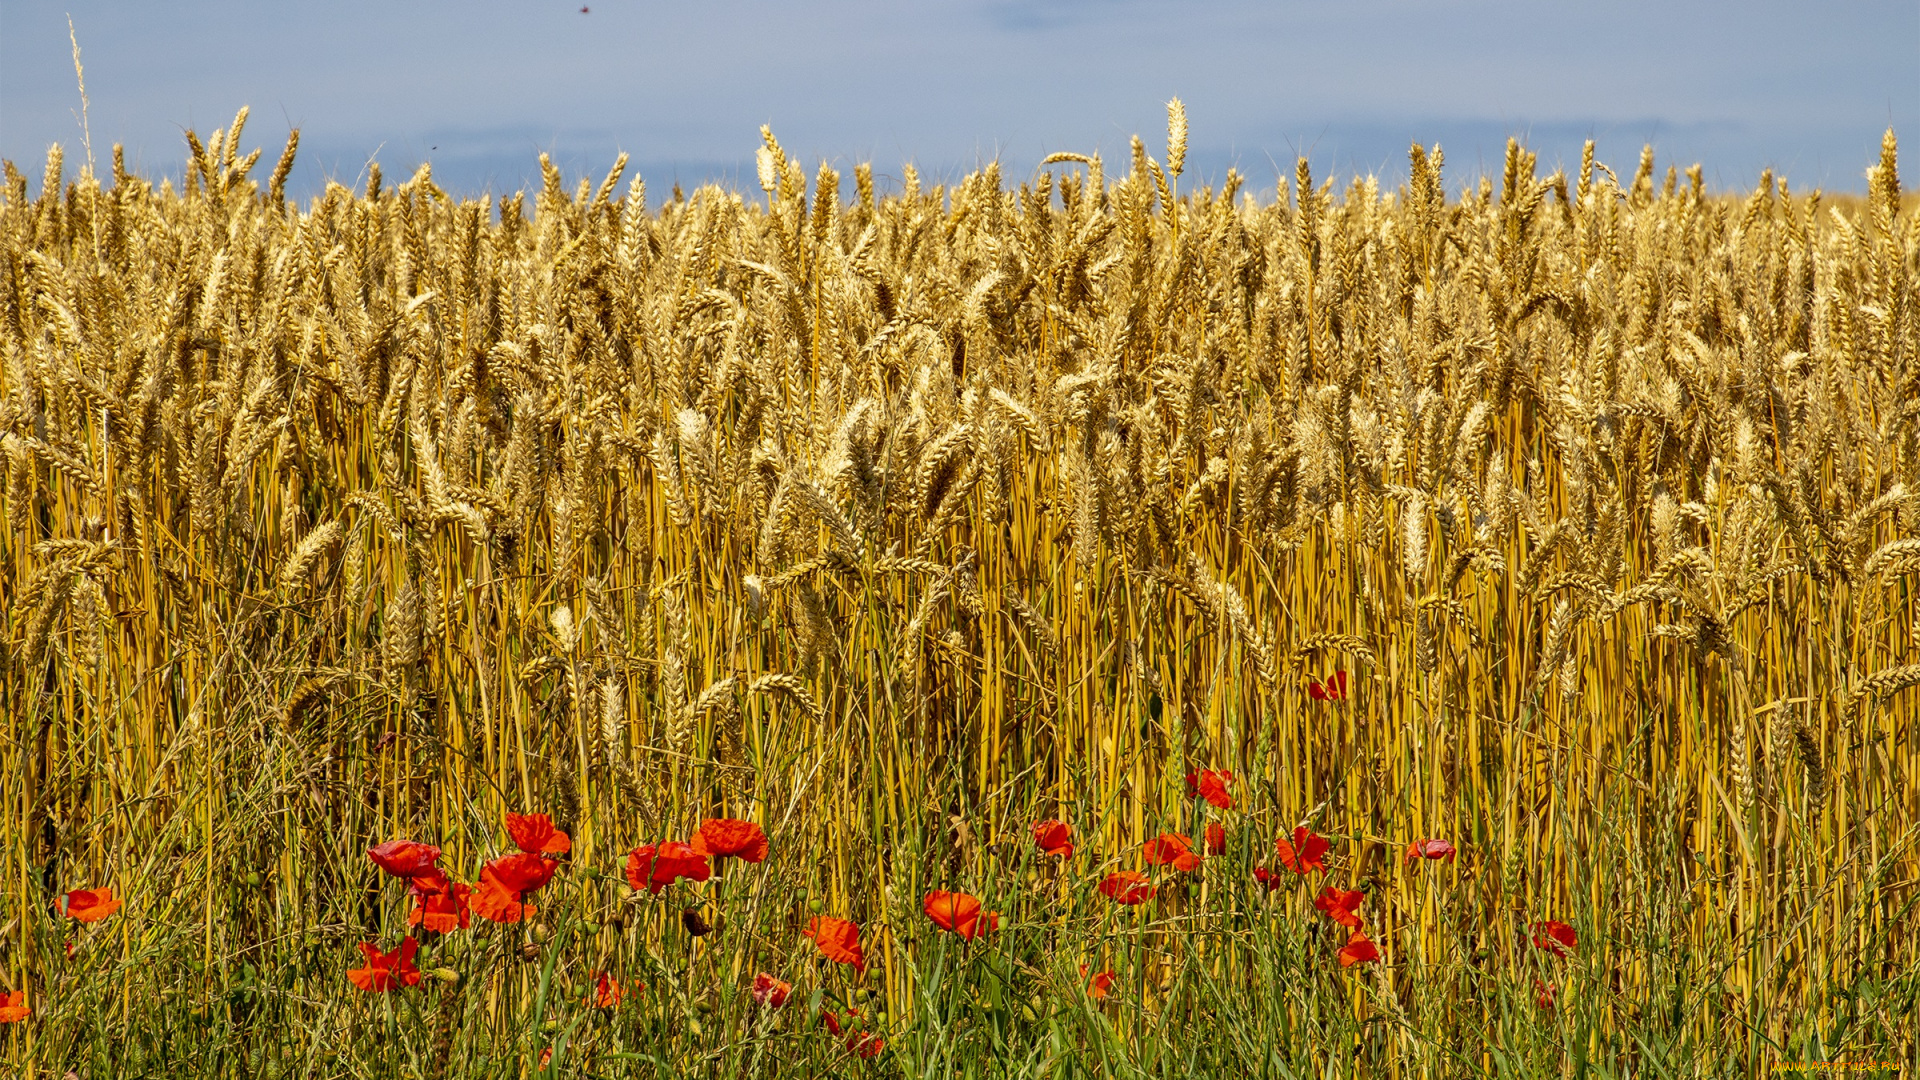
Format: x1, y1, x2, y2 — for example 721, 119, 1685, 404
2, 106, 1917, 1077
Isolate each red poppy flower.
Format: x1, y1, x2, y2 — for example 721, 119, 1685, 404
803, 916, 866, 971
1184, 769, 1235, 809
1338, 929, 1380, 967
486, 852, 558, 894
752, 972, 792, 1008
1404, 839, 1456, 863
1534, 979, 1556, 1009
820, 1006, 856, 1036
1252, 865, 1286, 891
1142, 833, 1201, 872
1308, 671, 1349, 701
61, 887, 122, 922
1098, 871, 1155, 905
591, 971, 624, 1008
691, 818, 770, 863
406, 872, 472, 932
1531, 920, 1577, 957
471, 864, 538, 923
368, 839, 443, 879
626, 842, 712, 894
1032, 819, 1074, 859
1274, 827, 1330, 874
1313, 886, 1364, 929
1205, 822, 1226, 856
505, 813, 572, 856
539, 1048, 553, 1067
1081, 965, 1116, 999
822, 1007, 880, 1058
348, 937, 422, 992
923, 890, 1000, 940
0, 990, 27, 1023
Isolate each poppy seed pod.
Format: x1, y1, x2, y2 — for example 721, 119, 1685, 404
682, 908, 712, 937
518, 942, 541, 962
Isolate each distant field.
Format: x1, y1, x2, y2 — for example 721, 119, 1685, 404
2, 105, 1916, 1077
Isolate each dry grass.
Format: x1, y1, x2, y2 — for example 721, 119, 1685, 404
1, 110, 1916, 1077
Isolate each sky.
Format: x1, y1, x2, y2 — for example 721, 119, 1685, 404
1, 0, 1914, 204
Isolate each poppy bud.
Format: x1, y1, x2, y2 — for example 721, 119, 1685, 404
681, 908, 711, 937
687, 1018, 703, 1037
807, 898, 825, 913
431, 967, 460, 985
244, 872, 262, 887
793, 886, 809, 901
617, 885, 637, 903
530, 923, 551, 944
696, 998, 713, 1014
852, 987, 870, 1004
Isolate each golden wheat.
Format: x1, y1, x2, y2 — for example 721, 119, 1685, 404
1, 106, 1916, 1073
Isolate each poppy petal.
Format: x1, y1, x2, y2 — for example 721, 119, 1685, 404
1275, 827, 1330, 874
407, 878, 472, 932
1338, 930, 1380, 967
1031, 819, 1074, 858
368, 840, 444, 878
1142, 833, 1198, 870
1531, 920, 1578, 956
505, 813, 571, 856
61, 887, 123, 922
472, 866, 536, 923
348, 937, 422, 991
1184, 770, 1235, 809
692, 819, 770, 863
486, 851, 557, 894
1404, 838, 1457, 862
1313, 886, 1365, 928
1098, 871, 1154, 905
752, 972, 792, 1008
803, 916, 866, 971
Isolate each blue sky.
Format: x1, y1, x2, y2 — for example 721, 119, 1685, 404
2, 1, 1913, 202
